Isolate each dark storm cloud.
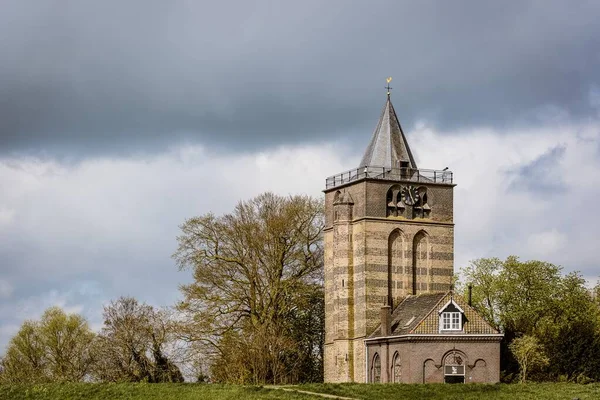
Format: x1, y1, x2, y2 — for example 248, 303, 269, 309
1, 0, 600, 156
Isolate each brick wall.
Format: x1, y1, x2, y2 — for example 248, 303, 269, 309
365, 337, 501, 383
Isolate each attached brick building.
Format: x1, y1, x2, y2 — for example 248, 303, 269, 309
365, 292, 502, 383
323, 93, 502, 383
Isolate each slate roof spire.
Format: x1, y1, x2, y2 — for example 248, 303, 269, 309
358, 94, 417, 169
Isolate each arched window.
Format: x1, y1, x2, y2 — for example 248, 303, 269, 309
388, 229, 404, 307
392, 352, 401, 383
412, 231, 429, 294
333, 191, 342, 222
444, 350, 466, 384
386, 187, 395, 217
386, 185, 403, 217
371, 353, 381, 383
414, 187, 431, 218
334, 190, 342, 203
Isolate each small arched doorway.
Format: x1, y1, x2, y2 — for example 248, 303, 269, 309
444, 350, 466, 384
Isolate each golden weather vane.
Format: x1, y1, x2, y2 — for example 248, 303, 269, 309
386, 77, 393, 96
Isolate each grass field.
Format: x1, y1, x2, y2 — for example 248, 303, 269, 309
301, 382, 600, 399
0, 383, 315, 400
1, 382, 599, 400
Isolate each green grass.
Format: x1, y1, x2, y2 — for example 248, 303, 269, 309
1, 382, 600, 400
300, 382, 600, 399
0, 383, 314, 400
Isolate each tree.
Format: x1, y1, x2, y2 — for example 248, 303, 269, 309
0, 307, 95, 383
173, 192, 324, 384
497, 256, 562, 336
539, 272, 600, 381
285, 283, 325, 383
459, 257, 503, 329
91, 297, 183, 383
509, 335, 549, 383
460, 256, 600, 382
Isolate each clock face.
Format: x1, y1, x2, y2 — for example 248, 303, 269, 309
401, 185, 419, 206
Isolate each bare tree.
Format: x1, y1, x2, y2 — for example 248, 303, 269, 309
92, 297, 183, 382
173, 192, 324, 383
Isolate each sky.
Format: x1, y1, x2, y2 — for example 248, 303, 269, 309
1, 0, 600, 353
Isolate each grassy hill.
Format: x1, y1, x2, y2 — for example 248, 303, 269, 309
1, 382, 600, 400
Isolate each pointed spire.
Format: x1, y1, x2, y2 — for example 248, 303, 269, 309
358, 96, 417, 170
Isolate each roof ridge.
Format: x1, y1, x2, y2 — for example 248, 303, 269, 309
387, 99, 417, 168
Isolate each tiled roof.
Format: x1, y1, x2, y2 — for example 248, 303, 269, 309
412, 292, 499, 335
369, 292, 500, 338
369, 293, 445, 338
358, 96, 417, 170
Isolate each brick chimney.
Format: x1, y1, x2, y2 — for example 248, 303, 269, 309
380, 305, 392, 336
468, 284, 473, 306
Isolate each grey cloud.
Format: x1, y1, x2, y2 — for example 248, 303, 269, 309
2, 120, 600, 351
1, 1, 600, 157
508, 145, 567, 194
0, 142, 347, 351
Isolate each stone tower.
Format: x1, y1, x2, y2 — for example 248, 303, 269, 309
323, 95, 455, 383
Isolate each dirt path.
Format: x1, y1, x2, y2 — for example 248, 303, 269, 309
265, 386, 359, 400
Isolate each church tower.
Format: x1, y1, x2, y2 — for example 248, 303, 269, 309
323, 92, 455, 383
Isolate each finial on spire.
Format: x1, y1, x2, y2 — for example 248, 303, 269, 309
385, 77, 393, 97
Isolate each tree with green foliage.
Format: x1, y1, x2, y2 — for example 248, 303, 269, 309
461, 256, 600, 382
91, 297, 183, 383
173, 192, 324, 384
497, 256, 562, 336
458, 257, 502, 329
538, 272, 600, 381
509, 335, 549, 383
0, 307, 95, 383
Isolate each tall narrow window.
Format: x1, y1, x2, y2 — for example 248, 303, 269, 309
388, 230, 404, 306
392, 352, 401, 383
372, 353, 381, 383
412, 231, 429, 294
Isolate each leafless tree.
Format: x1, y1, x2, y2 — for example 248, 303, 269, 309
173, 192, 324, 383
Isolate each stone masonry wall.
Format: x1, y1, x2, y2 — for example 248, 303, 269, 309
324, 179, 455, 383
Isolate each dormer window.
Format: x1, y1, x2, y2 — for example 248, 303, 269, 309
438, 298, 465, 332
442, 311, 461, 330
